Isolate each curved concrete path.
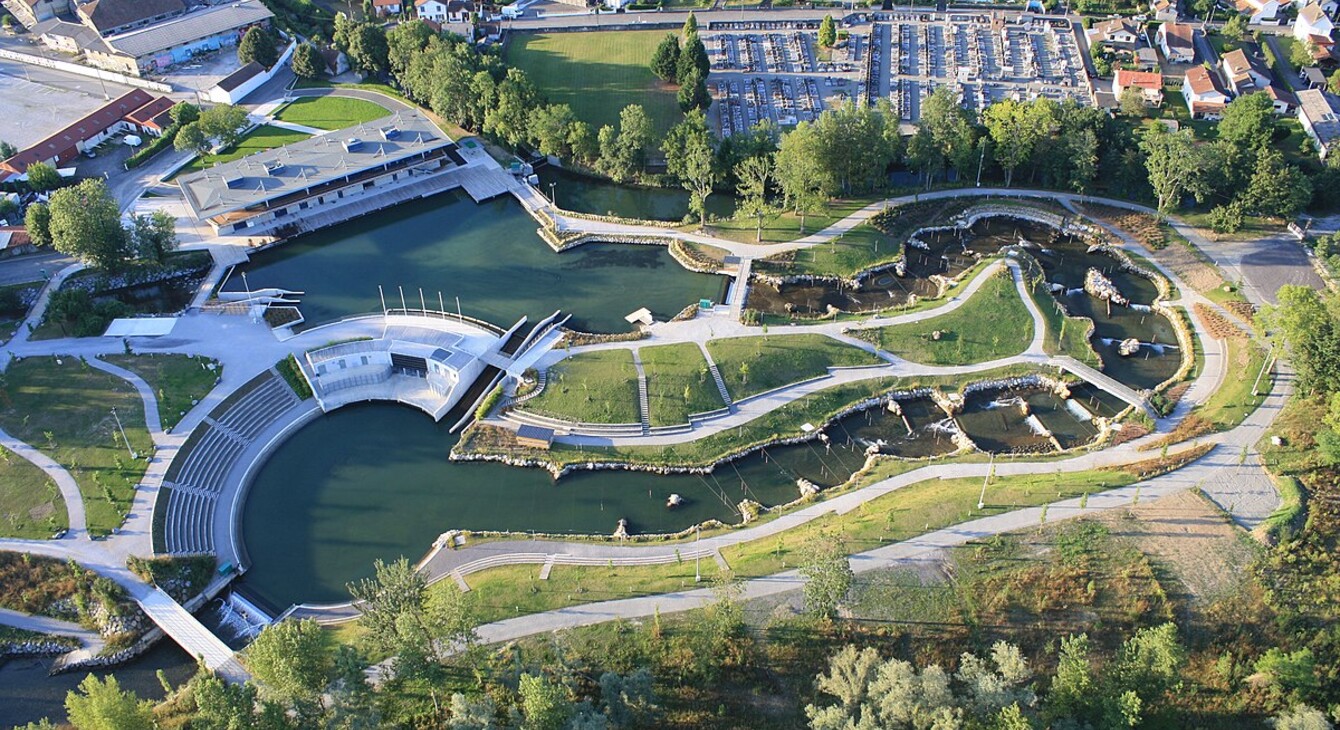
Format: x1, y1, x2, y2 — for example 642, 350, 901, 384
0, 606, 104, 654
0, 427, 86, 535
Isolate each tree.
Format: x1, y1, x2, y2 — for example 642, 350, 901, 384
735, 153, 775, 242
1222, 13, 1247, 41
616, 104, 653, 173
1119, 86, 1148, 118
677, 31, 709, 85
1253, 648, 1319, 703
920, 86, 979, 180
347, 557, 438, 672
1140, 127, 1212, 213
169, 102, 200, 126
1292, 40, 1317, 70
188, 672, 264, 730
818, 15, 837, 48
662, 111, 717, 223
599, 669, 656, 727
386, 20, 434, 79
1272, 705, 1335, 730
24, 202, 50, 248
0, 139, 16, 159
1208, 201, 1246, 234
290, 42, 326, 80
25, 161, 60, 192
484, 68, 541, 148
449, 693, 500, 729
1115, 623, 1185, 706
983, 98, 1039, 187
237, 26, 278, 68
519, 673, 571, 730
1259, 286, 1340, 395
681, 11, 697, 37
568, 121, 598, 165
798, 535, 852, 618
650, 33, 681, 82
48, 178, 129, 270
64, 675, 154, 730
530, 103, 577, 158
245, 619, 331, 710
200, 104, 249, 149
774, 122, 827, 232
346, 22, 390, 77
174, 121, 210, 154
1245, 149, 1313, 219
676, 67, 710, 112
128, 210, 177, 264
1330, 70, 1340, 96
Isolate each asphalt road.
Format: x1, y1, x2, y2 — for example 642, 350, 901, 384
0, 250, 75, 286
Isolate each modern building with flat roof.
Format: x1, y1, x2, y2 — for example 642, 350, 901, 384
176, 110, 464, 234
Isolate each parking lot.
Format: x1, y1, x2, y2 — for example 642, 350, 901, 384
0, 68, 125, 149
703, 14, 1093, 136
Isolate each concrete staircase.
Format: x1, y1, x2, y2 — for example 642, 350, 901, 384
631, 349, 650, 435
697, 343, 734, 409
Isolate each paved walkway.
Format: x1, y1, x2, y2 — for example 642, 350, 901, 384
0, 606, 104, 652
0, 425, 87, 535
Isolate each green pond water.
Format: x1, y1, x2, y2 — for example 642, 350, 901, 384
223, 191, 727, 333
536, 166, 737, 222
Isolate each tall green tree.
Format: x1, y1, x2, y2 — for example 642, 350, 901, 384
818, 15, 837, 48
346, 22, 390, 77
798, 535, 853, 619
48, 178, 129, 270
174, 121, 210, 154
25, 161, 61, 192
244, 619, 332, 712
650, 33, 681, 82
200, 104, 249, 149
169, 102, 200, 126
386, 20, 435, 79
677, 31, 709, 85
290, 42, 326, 80
128, 210, 177, 264
64, 675, 154, 730
237, 26, 278, 67
347, 557, 437, 669
1244, 148, 1313, 218
681, 11, 697, 37
0, 139, 16, 158
1258, 285, 1340, 395
519, 674, 571, 730
1140, 127, 1212, 213
735, 153, 775, 242
983, 98, 1040, 187
676, 67, 710, 112
663, 110, 717, 223
484, 68, 541, 147
774, 121, 827, 231
919, 87, 979, 181
529, 103, 577, 158
24, 202, 51, 248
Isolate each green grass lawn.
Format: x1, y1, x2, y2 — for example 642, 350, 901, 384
102, 354, 222, 431
174, 125, 311, 177
639, 343, 727, 427
275, 96, 390, 130
0, 446, 67, 539
525, 349, 641, 424
710, 197, 881, 244
1197, 336, 1271, 430
707, 333, 883, 401
0, 357, 153, 536
506, 30, 683, 135
853, 269, 1033, 365
762, 223, 902, 278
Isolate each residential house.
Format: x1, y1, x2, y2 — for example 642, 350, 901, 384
0, 0, 71, 29
75, 0, 186, 37
0, 227, 35, 258
1298, 87, 1340, 158
1183, 65, 1231, 118
371, 0, 402, 17
1266, 83, 1300, 113
1135, 47, 1161, 69
1220, 46, 1274, 95
321, 46, 349, 76
1156, 22, 1196, 63
1152, 0, 1179, 21
1234, 0, 1280, 23
1295, 3, 1335, 44
1304, 65, 1329, 88
1091, 18, 1142, 47
415, 0, 450, 22
1293, 0, 1338, 14
1113, 69, 1165, 105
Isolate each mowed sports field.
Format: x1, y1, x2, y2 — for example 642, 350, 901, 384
505, 30, 683, 135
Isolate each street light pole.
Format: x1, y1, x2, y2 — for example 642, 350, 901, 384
694, 525, 701, 582
977, 452, 993, 510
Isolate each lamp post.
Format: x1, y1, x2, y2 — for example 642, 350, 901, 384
111, 407, 137, 459
694, 525, 702, 582
548, 181, 556, 205
977, 452, 993, 510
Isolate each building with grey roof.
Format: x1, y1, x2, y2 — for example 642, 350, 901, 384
176, 110, 464, 234
1298, 88, 1340, 160
81, 0, 273, 76
76, 0, 185, 36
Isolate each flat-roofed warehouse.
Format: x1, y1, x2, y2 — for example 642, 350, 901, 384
176, 110, 465, 234
81, 0, 274, 76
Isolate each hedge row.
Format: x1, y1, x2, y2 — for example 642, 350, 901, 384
124, 121, 182, 170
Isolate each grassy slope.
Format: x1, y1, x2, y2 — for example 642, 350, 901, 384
506, 30, 683, 135
275, 96, 390, 130
0, 447, 67, 539
0, 357, 152, 536
707, 334, 883, 401
175, 126, 311, 176
102, 354, 221, 431
857, 270, 1033, 365
525, 349, 641, 424
640, 342, 727, 426
710, 197, 880, 244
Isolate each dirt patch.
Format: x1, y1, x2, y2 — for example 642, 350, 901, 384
1194, 303, 1248, 340
1097, 490, 1259, 602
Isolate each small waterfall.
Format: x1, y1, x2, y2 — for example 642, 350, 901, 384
983, 396, 1025, 411
1130, 303, 1152, 312
1065, 399, 1095, 423
1023, 414, 1050, 437
209, 594, 271, 644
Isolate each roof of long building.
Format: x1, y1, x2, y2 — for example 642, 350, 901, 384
0, 88, 156, 174
176, 110, 454, 220
100, 0, 273, 59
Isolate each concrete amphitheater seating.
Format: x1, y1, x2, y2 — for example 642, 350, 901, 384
161, 372, 301, 555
